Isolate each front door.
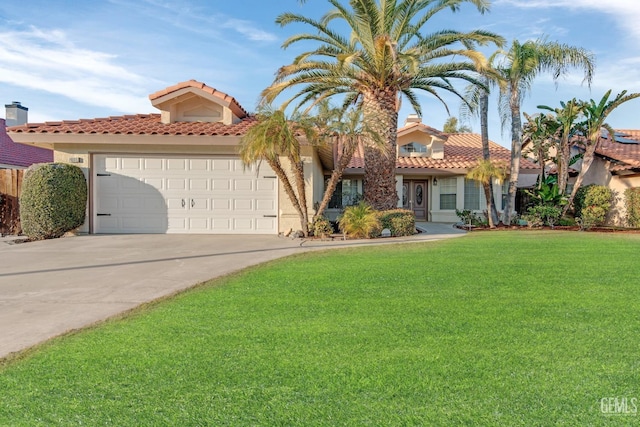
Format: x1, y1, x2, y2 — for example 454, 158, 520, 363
402, 180, 427, 220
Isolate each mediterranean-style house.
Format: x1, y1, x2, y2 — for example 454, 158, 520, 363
1, 102, 52, 168
8, 80, 537, 234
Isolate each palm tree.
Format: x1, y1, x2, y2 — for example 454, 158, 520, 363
521, 112, 558, 188
313, 102, 381, 220
263, 0, 504, 210
460, 58, 505, 225
564, 90, 640, 214
497, 38, 594, 223
466, 159, 506, 228
239, 107, 318, 237
537, 99, 582, 194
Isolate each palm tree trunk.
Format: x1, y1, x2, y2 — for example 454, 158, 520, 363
267, 158, 308, 236
479, 85, 499, 226
290, 155, 309, 236
503, 84, 522, 224
558, 139, 570, 194
315, 135, 358, 220
362, 90, 398, 210
563, 149, 595, 216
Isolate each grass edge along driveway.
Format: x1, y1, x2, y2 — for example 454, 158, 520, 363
1, 231, 639, 426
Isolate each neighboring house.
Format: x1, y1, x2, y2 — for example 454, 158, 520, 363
8, 80, 536, 235
576, 130, 640, 224
0, 102, 52, 168
324, 115, 538, 223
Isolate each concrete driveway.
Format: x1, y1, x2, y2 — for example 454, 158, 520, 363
0, 224, 464, 359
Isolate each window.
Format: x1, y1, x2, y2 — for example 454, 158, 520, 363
464, 179, 482, 210
439, 177, 457, 210
399, 142, 428, 156
327, 179, 360, 209
501, 181, 509, 210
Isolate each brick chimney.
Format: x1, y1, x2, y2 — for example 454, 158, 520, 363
5, 102, 28, 126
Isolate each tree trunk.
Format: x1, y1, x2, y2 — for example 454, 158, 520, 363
362, 90, 399, 210
503, 83, 522, 224
314, 135, 358, 220
290, 155, 309, 237
479, 84, 499, 226
563, 148, 595, 216
266, 158, 308, 236
558, 137, 570, 194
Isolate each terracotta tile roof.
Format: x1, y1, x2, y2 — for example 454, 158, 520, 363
596, 129, 640, 172
7, 114, 258, 136
347, 132, 537, 171
149, 79, 248, 119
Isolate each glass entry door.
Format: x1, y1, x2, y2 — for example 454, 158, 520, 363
402, 180, 427, 220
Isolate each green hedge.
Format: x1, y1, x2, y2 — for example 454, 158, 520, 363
20, 163, 88, 240
624, 188, 640, 228
377, 209, 416, 237
574, 185, 612, 230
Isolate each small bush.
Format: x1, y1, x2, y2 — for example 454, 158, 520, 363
338, 202, 381, 239
312, 216, 334, 238
558, 216, 577, 227
455, 209, 484, 227
20, 163, 87, 240
576, 185, 612, 230
624, 188, 640, 228
523, 205, 562, 228
377, 209, 415, 237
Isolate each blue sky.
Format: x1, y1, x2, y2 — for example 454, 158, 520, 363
0, 0, 638, 147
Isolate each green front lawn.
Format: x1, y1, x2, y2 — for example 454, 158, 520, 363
1, 232, 639, 425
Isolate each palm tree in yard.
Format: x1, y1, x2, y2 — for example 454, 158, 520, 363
239, 107, 318, 237
537, 99, 582, 195
466, 159, 506, 228
498, 38, 595, 223
564, 90, 640, 215
460, 55, 505, 225
313, 101, 381, 220
263, 0, 504, 210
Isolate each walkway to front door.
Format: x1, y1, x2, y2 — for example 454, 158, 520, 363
402, 180, 427, 220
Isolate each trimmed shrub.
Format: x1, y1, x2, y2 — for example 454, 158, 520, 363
312, 216, 334, 238
338, 202, 381, 239
523, 204, 562, 228
377, 209, 415, 237
20, 163, 88, 240
624, 188, 640, 228
575, 185, 612, 230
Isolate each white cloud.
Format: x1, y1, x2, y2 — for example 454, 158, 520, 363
497, 0, 640, 42
0, 27, 151, 113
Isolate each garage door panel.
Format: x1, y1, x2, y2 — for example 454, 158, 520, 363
212, 179, 230, 190
94, 155, 278, 234
121, 158, 142, 170
234, 179, 254, 191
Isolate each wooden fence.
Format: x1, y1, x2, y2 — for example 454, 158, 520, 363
0, 169, 23, 235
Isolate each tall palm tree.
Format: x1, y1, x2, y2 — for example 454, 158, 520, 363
460, 56, 505, 225
239, 107, 318, 236
564, 90, 640, 214
263, 0, 504, 210
466, 159, 507, 228
497, 38, 595, 223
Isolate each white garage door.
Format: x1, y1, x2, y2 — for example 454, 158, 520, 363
93, 155, 278, 234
